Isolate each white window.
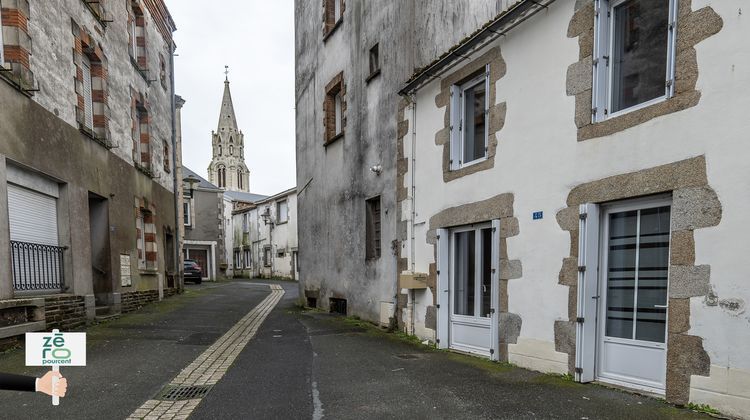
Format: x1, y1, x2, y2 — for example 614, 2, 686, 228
592, 0, 677, 122
334, 92, 342, 135
243, 249, 251, 268
277, 200, 288, 224
234, 250, 242, 268
81, 55, 94, 130
137, 211, 146, 269
334, 0, 342, 21
183, 201, 191, 226
130, 12, 138, 58
450, 66, 489, 170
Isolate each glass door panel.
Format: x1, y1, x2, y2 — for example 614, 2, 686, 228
605, 210, 638, 339
635, 206, 670, 343
480, 228, 492, 318
453, 230, 475, 316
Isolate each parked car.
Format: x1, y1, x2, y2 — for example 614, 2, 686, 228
183, 259, 203, 284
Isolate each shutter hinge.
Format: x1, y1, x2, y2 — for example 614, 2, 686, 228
436, 304, 440, 309
669, 22, 675, 30
603, 55, 610, 66
436, 234, 440, 240
575, 367, 583, 374
578, 265, 586, 273
436, 270, 440, 275
491, 268, 496, 274
490, 308, 496, 314
591, 107, 597, 116
592, 57, 599, 66
436, 339, 440, 344
490, 348, 495, 355
666, 79, 674, 88
579, 212, 588, 220
576, 317, 584, 324
492, 227, 497, 232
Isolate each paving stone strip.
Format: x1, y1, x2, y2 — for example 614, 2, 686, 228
127, 284, 285, 419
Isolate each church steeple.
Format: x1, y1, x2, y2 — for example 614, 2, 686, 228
207, 67, 250, 192
218, 66, 239, 132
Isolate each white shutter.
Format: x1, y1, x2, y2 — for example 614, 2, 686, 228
82, 55, 94, 129
449, 85, 461, 170
436, 228, 450, 349
575, 203, 600, 382
7, 184, 59, 246
490, 219, 501, 361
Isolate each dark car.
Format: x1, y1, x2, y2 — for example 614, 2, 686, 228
183, 259, 203, 284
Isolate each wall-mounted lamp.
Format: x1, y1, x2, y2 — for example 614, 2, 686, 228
183, 174, 200, 198
370, 164, 383, 176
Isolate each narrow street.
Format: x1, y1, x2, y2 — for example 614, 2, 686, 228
0, 280, 712, 419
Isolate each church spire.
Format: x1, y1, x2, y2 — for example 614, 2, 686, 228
217, 66, 238, 132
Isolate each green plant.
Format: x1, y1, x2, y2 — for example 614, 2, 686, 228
686, 402, 720, 415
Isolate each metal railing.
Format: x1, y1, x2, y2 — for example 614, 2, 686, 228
10, 240, 65, 292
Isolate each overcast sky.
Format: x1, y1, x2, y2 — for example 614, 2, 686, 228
168, 1, 296, 196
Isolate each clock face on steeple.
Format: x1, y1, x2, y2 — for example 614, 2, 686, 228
208, 71, 250, 192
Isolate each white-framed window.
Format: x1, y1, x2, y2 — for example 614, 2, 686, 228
183, 200, 191, 226
243, 249, 251, 268
592, 0, 677, 122
234, 249, 242, 268
81, 55, 95, 130
334, 91, 343, 135
136, 210, 146, 269
277, 200, 288, 224
450, 66, 489, 170
334, 0, 342, 22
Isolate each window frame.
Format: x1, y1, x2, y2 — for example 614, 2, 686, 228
450, 67, 490, 171
183, 200, 192, 227
277, 200, 289, 224
365, 196, 382, 260
137, 210, 146, 269
81, 55, 95, 130
592, 0, 678, 123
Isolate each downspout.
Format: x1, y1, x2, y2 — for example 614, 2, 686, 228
169, 40, 182, 292
410, 95, 417, 335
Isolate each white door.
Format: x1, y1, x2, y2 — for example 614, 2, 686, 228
448, 222, 499, 359
597, 199, 671, 394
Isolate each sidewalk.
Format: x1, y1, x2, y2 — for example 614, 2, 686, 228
0, 280, 270, 419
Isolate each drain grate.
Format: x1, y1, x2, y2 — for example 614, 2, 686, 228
156, 384, 213, 401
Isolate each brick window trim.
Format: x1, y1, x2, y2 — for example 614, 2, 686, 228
72, 20, 111, 145
322, 0, 345, 41
131, 89, 152, 175
323, 71, 346, 146
134, 197, 158, 272
128, 1, 148, 72
0, 2, 35, 91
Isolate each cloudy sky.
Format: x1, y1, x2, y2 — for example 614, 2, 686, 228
167, 1, 296, 196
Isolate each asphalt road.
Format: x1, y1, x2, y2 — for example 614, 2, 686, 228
0, 280, 712, 419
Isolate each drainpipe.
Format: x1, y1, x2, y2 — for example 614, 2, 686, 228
169, 40, 182, 292
410, 95, 417, 336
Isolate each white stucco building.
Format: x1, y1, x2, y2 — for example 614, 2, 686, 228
232, 188, 298, 280
396, 0, 749, 417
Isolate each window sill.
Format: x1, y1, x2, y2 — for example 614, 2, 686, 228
324, 132, 344, 147
276, 220, 288, 225
323, 18, 343, 43
451, 155, 488, 172
0, 66, 35, 97
135, 163, 155, 178
79, 125, 112, 149
80, 0, 110, 28
139, 269, 158, 275
130, 57, 150, 83
594, 95, 670, 124
365, 69, 381, 84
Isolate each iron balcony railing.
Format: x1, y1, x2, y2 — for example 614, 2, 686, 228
10, 240, 66, 292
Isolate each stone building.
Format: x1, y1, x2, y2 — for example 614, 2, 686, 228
0, 0, 180, 336
182, 167, 225, 282
207, 75, 250, 192
296, 0, 750, 417
232, 188, 298, 280
295, 0, 504, 322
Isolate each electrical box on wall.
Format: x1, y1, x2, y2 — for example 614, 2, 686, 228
399, 272, 428, 289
